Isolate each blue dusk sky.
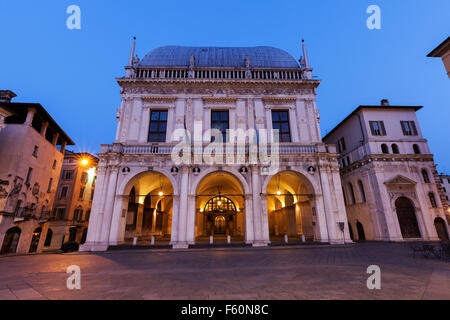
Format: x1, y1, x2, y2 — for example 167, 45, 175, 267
0, 1, 449, 171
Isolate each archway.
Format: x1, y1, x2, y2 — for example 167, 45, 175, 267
1, 227, 21, 254
266, 171, 315, 243
29, 227, 42, 253
356, 222, 366, 241
123, 171, 174, 245
434, 217, 449, 241
195, 171, 245, 243
395, 197, 421, 239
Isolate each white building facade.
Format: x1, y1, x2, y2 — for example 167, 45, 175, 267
323, 101, 450, 242
81, 39, 351, 251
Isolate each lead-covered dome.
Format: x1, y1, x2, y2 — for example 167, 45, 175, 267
138, 46, 300, 69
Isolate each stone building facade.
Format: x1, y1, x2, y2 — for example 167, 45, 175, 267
323, 101, 450, 242
81, 39, 351, 251
44, 151, 98, 251
0, 91, 74, 254
428, 36, 450, 78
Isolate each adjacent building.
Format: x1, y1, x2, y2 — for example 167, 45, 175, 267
44, 151, 98, 251
81, 39, 351, 251
323, 100, 450, 242
427, 37, 450, 78
0, 91, 74, 254
439, 174, 450, 204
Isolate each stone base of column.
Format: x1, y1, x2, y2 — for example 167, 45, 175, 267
171, 242, 189, 249
79, 243, 109, 252
252, 240, 270, 247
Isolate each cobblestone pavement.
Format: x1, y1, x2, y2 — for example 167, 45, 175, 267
0, 242, 449, 300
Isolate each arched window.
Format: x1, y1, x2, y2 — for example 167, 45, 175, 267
392, 144, 399, 154
428, 193, 437, 208
421, 169, 430, 183
44, 229, 53, 247
413, 144, 421, 154
204, 196, 237, 212
381, 144, 389, 154
358, 180, 367, 202
348, 183, 356, 204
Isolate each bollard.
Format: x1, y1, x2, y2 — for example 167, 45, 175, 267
151, 236, 155, 246
210, 235, 213, 245
301, 234, 306, 243
284, 234, 288, 244
133, 237, 137, 246
227, 235, 231, 244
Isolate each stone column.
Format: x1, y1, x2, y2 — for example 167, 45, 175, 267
186, 194, 196, 244
135, 204, 144, 236
98, 166, 120, 247
288, 106, 300, 142
80, 165, 109, 251
173, 166, 189, 248
108, 195, 128, 245
318, 164, 339, 243
139, 106, 150, 143
250, 165, 269, 246
244, 194, 254, 243
170, 195, 180, 244
166, 105, 176, 141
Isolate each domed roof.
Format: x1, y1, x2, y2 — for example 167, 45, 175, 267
138, 46, 300, 69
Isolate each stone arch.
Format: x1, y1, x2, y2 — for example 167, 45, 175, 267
261, 168, 320, 197
193, 169, 248, 242
264, 170, 318, 242
190, 167, 250, 196
118, 167, 179, 197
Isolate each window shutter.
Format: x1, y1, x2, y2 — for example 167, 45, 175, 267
411, 121, 418, 136
380, 121, 386, 135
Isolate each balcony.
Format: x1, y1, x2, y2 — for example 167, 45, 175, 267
101, 143, 321, 156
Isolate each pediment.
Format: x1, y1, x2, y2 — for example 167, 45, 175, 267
384, 175, 417, 185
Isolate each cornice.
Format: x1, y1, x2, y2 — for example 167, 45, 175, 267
201, 96, 237, 105
262, 97, 297, 104
141, 96, 178, 103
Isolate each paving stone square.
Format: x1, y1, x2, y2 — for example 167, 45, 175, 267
0, 243, 449, 300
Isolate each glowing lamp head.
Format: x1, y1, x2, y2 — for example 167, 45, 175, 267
81, 159, 89, 166
217, 201, 222, 206
158, 191, 164, 197
447, 208, 450, 214
276, 190, 282, 196
200, 208, 204, 213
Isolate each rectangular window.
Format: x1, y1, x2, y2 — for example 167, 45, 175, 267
148, 110, 168, 142
60, 186, 68, 199
81, 172, 88, 184
25, 167, 33, 184
63, 170, 73, 180
271, 110, 291, 142
338, 137, 346, 152
32, 145, 38, 157
47, 178, 53, 193
55, 207, 66, 220
90, 189, 95, 201
52, 160, 57, 169
211, 110, 229, 142
79, 187, 85, 200
369, 121, 386, 136
400, 121, 418, 136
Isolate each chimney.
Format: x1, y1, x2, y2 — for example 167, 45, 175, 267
0, 90, 17, 103
381, 99, 390, 106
